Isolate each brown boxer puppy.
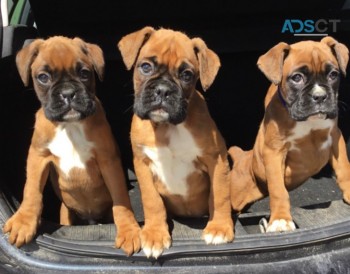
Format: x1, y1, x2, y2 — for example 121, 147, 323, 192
118, 27, 233, 258
3, 36, 140, 256
229, 37, 350, 232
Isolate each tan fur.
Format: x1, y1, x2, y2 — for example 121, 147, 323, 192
3, 36, 140, 256
118, 27, 233, 258
230, 37, 350, 230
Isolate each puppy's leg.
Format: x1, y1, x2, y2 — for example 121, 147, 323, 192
60, 203, 76, 225
229, 146, 265, 212
202, 151, 234, 245
3, 145, 50, 247
330, 128, 350, 203
134, 157, 171, 259
263, 145, 296, 232
98, 151, 141, 256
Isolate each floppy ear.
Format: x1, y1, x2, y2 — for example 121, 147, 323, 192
86, 43, 105, 81
321, 36, 349, 76
16, 39, 44, 86
118, 26, 155, 70
192, 37, 220, 91
257, 42, 290, 85
73, 38, 105, 81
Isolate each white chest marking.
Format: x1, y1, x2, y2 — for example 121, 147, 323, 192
286, 119, 335, 151
48, 123, 94, 175
143, 123, 202, 196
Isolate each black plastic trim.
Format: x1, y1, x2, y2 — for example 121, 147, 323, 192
35, 217, 350, 260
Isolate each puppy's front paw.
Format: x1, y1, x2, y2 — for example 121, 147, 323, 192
342, 189, 350, 204
266, 219, 296, 232
3, 210, 39, 247
202, 219, 234, 245
115, 223, 141, 256
140, 225, 171, 259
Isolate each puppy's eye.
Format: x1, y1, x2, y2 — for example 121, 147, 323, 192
37, 73, 50, 84
291, 73, 304, 83
79, 69, 91, 81
140, 62, 153, 75
180, 70, 194, 83
328, 70, 339, 81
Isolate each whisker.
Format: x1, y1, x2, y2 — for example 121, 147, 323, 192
122, 88, 135, 114
123, 104, 134, 114
338, 100, 349, 112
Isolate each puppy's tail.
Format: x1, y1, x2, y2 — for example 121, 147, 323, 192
228, 146, 264, 212
228, 146, 246, 163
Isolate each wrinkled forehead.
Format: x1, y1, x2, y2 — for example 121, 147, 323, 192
284, 41, 339, 73
32, 41, 89, 72
138, 30, 198, 69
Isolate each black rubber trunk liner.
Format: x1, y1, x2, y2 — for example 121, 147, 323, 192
32, 199, 350, 260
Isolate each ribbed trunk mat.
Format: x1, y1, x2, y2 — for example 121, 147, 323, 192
46, 199, 350, 242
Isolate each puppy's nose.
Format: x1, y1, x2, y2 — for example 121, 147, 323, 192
61, 89, 76, 101
312, 92, 327, 103
311, 85, 327, 103
154, 84, 173, 99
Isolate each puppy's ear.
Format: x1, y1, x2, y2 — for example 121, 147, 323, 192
321, 36, 349, 76
192, 38, 220, 91
257, 42, 290, 85
74, 38, 105, 81
16, 39, 44, 86
86, 43, 105, 81
118, 26, 155, 70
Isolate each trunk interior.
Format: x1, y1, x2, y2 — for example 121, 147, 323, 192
1, 0, 350, 272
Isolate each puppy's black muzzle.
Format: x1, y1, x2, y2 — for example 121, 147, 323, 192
288, 88, 338, 121
44, 82, 96, 122
134, 78, 188, 124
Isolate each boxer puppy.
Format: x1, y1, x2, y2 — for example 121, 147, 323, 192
229, 37, 350, 232
3, 36, 140, 256
118, 27, 233, 258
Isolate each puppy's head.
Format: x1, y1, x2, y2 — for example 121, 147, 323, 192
16, 36, 104, 122
257, 36, 349, 121
118, 27, 220, 124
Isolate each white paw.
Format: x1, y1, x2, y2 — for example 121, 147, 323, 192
203, 233, 228, 245
266, 219, 296, 232
142, 246, 161, 259
142, 241, 171, 259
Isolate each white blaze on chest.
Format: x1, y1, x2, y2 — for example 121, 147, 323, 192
286, 118, 335, 151
48, 123, 94, 175
143, 123, 202, 197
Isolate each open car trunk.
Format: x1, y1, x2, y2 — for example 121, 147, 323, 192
1, 0, 350, 273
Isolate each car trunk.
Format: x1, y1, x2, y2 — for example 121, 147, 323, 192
1, 0, 350, 273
